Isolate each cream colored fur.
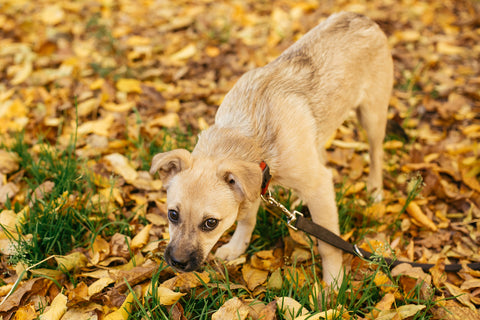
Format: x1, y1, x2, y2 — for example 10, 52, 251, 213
150, 12, 393, 285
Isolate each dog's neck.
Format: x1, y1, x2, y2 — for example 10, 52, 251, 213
192, 126, 263, 163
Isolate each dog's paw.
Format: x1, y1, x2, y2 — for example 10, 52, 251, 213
215, 243, 245, 261
371, 188, 383, 203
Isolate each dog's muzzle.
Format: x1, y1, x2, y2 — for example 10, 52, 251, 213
164, 245, 203, 272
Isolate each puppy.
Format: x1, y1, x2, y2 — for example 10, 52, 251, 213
150, 12, 393, 285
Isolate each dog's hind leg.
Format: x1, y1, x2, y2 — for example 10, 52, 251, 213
356, 96, 388, 202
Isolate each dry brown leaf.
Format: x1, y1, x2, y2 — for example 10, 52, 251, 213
0, 150, 19, 174
375, 304, 426, 320
369, 293, 395, 319
431, 299, 480, 320
212, 297, 250, 320
444, 282, 476, 310
161, 271, 210, 291
55, 252, 88, 272
87, 277, 115, 297
89, 235, 111, 265
242, 264, 269, 291
13, 301, 37, 320
275, 296, 308, 320
257, 300, 277, 320
103, 292, 134, 320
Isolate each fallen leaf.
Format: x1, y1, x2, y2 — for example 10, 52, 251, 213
104, 292, 134, 320
55, 252, 88, 272
0, 150, 19, 174
242, 264, 268, 291
156, 286, 186, 306
275, 296, 308, 320
212, 297, 250, 320
161, 271, 210, 291
130, 224, 152, 249
39, 292, 67, 320
116, 78, 142, 93
444, 282, 476, 310
375, 304, 426, 320
402, 200, 438, 231
88, 277, 115, 297
369, 293, 395, 319
104, 153, 139, 184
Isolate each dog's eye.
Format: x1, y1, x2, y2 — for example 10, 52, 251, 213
202, 218, 218, 231
168, 209, 179, 223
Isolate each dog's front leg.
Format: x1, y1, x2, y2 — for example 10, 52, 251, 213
299, 165, 344, 286
215, 198, 261, 261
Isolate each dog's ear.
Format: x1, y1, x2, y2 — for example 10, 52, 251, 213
218, 160, 262, 202
150, 149, 192, 186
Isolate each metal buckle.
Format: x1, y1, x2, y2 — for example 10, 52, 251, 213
260, 191, 303, 230
353, 244, 364, 258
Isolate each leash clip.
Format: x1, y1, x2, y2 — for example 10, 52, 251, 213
353, 244, 364, 258
261, 191, 303, 230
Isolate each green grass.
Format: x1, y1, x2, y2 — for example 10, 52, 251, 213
1, 126, 436, 319
1, 132, 126, 268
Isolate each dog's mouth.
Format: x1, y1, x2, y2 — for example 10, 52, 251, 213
164, 245, 203, 272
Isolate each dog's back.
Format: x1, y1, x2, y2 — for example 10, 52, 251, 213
214, 12, 392, 152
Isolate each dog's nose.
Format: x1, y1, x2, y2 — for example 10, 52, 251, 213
170, 256, 189, 270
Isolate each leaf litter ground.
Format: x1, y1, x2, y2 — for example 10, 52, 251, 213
0, 0, 479, 319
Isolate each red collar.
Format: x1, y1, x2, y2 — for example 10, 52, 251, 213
260, 161, 271, 195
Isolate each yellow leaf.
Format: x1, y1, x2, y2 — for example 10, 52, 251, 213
156, 286, 186, 305
87, 277, 115, 296
275, 296, 308, 320
77, 98, 100, 117
161, 271, 210, 291
149, 113, 180, 129
444, 282, 476, 310
0, 150, 19, 174
116, 78, 142, 93
170, 43, 197, 61
40, 5, 65, 26
242, 264, 268, 291
104, 153, 139, 183
10, 62, 32, 85
212, 297, 250, 320
77, 114, 115, 136
126, 36, 151, 46
383, 140, 403, 150
90, 78, 105, 90
102, 101, 136, 113
266, 269, 283, 290
39, 292, 67, 320
370, 293, 395, 319
376, 304, 426, 320
104, 292, 134, 320
0, 210, 19, 233
145, 213, 167, 226
402, 200, 438, 232
131, 224, 152, 249
437, 42, 465, 55
54, 252, 88, 272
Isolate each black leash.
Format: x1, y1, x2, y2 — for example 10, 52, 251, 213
258, 161, 480, 272
294, 215, 480, 272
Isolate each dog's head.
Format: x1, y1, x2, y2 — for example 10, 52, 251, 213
150, 149, 261, 271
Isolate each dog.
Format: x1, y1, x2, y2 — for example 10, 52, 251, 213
150, 12, 393, 285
